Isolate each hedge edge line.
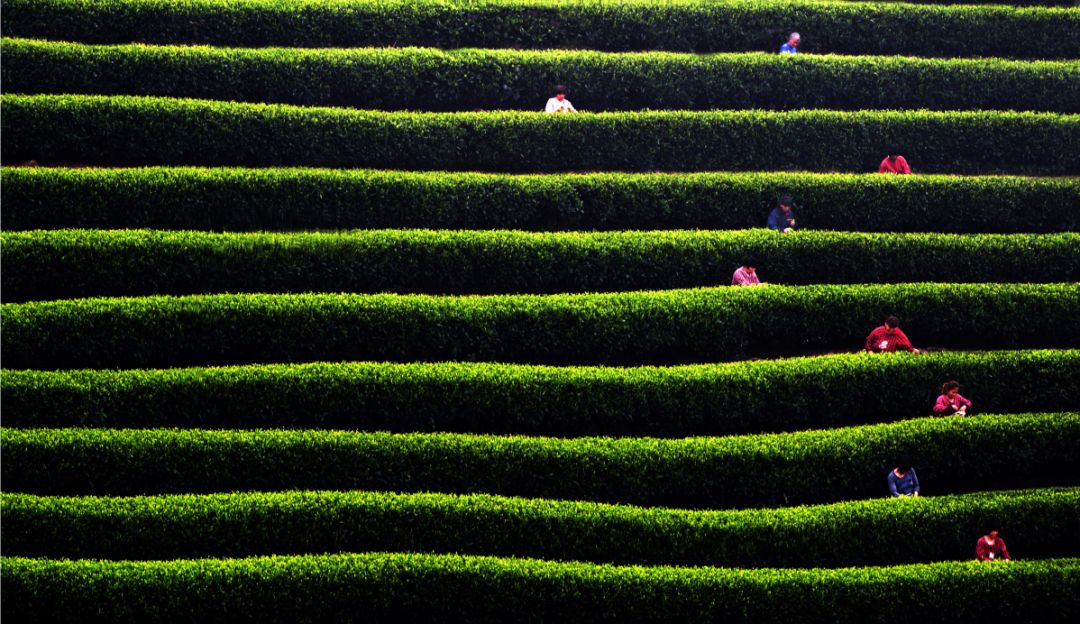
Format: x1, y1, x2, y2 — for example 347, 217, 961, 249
3, 487, 1077, 566
3, 229, 1078, 301
3, 0, 1077, 59
3, 283, 1078, 368
3, 168, 1078, 232
3, 553, 1078, 623
4, 350, 1078, 436
5, 413, 1078, 508
4, 38, 1078, 112
4, 94, 1078, 174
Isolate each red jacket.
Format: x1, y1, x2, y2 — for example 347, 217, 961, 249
865, 325, 915, 352
933, 393, 972, 415
975, 536, 1010, 561
879, 156, 911, 174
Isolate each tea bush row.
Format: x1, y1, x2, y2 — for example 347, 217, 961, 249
6, 168, 1076, 232
5, 351, 1076, 436
3, 0, 1076, 58
4, 95, 1077, 174
4, 229, 1077, 302
5, 414, 1077, 507
3, 554, 1077, 623
6, 38, 1078, 112
4, 488, 1077, 566
4, 284, 1078, 369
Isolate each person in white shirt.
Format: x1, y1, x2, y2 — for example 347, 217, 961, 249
545, 85, 577, 113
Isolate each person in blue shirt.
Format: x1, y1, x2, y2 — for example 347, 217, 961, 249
888, 455, 921, 497
767, 194, 797, 233
780, 32, 800, 54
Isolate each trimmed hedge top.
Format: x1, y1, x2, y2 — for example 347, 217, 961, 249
5, 554, 1078, 624
5, 38, 1079, 113
4, 487, 1077, 565
833, 0, 1075, 5
4, 350, 1077, 435
4, 229, 1078, 301
6, 413, 1078, 506
3, 284, 1079, 368
3, 0, 1078, 59
4, 168, 1077, 232
4, 95, 1079, 174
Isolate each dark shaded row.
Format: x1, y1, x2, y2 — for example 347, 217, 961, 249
5, 39, 1078, 113
5, 168, 1077, 233
4, 230, 1078, 302
4, 488, 1076, 567
6, 349, 1071, 431
4, 95, 1078, 175
3, 0, 1077, 59
5, 285, 1079, 369
5, 351, 1077, 436
6, 414, 1078, 508
4, 554, 1077, 624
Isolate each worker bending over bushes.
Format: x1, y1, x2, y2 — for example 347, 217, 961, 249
977, 530, 1012, 562
545, 85, 577, 113
879, 146, 912, 174
731, 257, 762, 286
865, 315, 921, 354
888, 455, 920, 497
767, 194, 797, 233
933, 381, 972, 416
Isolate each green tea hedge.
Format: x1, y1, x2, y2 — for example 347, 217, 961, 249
836, 1, 1073, 5
4, 351, 1077, 436
4, 349, 1075, 431
4, 554, 1077, 623
4, 230, 1077, 301
4, 284, 1078, 369
4, 488, 1077, 566
6, 39, 1079, 113
6, 414, 1077, 507
4, 168, 1077, 232
2, 0, 1076, 59
4, 95, 1078, 174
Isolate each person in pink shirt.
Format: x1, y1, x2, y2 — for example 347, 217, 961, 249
731, 257, 762, 286
864, 315, 920, 354
975, 530, 1011, 562
933, 380, 972, 416
879, 146, 912, 174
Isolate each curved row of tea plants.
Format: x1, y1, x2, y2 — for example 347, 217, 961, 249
3, 0, 1076, 59
5, 284, 1078, 369
4, 488, 1077, 566
6, 350, 1074, 436
4, 554, 1077, 623
831, 0, 1075, 5
5, 95, 1078, 174
6, 413, 1077, 507
6, 39, 1078, 112
6, 168, 1076, 233
4, 229, 1077, 301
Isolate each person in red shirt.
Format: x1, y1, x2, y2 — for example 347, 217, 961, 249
731, 257, 762, 286
975, 530, 1011, 562
879, 146, 911, 174
933, 380, 972, 416
864, 315, 920, 354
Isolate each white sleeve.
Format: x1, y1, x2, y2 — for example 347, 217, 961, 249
545, 98, 557, 113
566, 100, 576, 112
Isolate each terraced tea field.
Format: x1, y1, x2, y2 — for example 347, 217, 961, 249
1, 0, 1078, 621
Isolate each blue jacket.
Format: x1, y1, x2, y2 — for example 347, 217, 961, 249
780, 43, 798, 54
767, 207, 796, 232
888, 469, 920, 497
